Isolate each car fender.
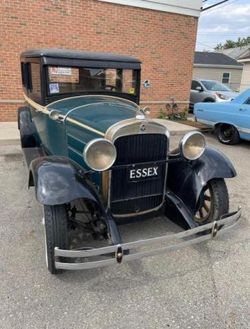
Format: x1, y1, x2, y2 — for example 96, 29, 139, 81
18, 106, 40, 148
167, 146, 236, 213
29, 156, 104, 207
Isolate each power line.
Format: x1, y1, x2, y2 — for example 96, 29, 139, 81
198, 32, 250, 35
196, 41, 219, 50
201, 0, 240, 14
202, 0, 229, 12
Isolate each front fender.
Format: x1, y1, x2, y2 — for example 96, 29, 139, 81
29, 156, 103, 206
167, 146, 236, 213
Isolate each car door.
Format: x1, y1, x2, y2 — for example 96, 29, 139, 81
234, 97, 250, 138
190, 80, 204, 105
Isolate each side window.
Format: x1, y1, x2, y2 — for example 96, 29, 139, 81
244, 97, 250, 105
191, 80, 201, 90
21, 62, 31, 90
30, 63, 41, 99
222, 72, 230, 84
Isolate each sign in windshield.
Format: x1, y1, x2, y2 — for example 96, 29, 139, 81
47, 66, 137, 96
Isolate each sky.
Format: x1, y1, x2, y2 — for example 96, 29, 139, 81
196, 0, 250, 51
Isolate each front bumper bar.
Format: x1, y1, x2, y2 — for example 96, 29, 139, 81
55, 208, 241, 270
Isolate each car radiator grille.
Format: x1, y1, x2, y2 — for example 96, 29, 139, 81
110, 134, 168, 216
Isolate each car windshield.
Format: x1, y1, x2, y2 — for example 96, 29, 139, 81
47, 66, 138, 96
201, 80, 231, 92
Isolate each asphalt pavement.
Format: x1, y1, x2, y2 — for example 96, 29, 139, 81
0, 134, 249, 329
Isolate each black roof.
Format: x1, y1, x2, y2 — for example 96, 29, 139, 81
21, 48, 141, 63
194, 51, 242, 66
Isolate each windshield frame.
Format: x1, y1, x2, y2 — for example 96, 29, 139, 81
46, 65, 139, 97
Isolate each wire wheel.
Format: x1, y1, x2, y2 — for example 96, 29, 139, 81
194, 185, 213, 223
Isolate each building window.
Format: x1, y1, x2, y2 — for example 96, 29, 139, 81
222, 72, 230, 84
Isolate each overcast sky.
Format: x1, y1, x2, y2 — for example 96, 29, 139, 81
196, 0, 250, 51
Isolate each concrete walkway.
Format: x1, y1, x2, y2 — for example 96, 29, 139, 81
0, 122, 20, 145
0, 120, 197, 146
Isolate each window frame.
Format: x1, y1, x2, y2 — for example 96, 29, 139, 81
222, 72, 231, 84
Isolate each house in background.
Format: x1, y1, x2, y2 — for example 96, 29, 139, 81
222, 45, 250, 60
193, 52, 243, 91
238, 50, 250, 92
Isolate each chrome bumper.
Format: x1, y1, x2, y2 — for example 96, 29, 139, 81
55, 208, 241, 270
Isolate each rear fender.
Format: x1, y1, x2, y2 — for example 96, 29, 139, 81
29, 156, 103, 207
18, 107, 40, 148
167, 146, 236, 214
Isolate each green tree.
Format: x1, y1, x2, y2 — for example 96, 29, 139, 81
214, 36, 250, 50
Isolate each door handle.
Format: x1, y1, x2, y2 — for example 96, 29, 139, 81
239, 108, 246, 112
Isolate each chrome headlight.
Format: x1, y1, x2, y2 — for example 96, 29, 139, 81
83, 138, 117, 171
180, 132, 206, 160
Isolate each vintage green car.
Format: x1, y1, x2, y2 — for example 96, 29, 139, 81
18, 49, 241, 274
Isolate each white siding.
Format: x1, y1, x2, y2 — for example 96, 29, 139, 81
192, 67, 243, 91
98, 0, 202, 17
240, 62, 250, 92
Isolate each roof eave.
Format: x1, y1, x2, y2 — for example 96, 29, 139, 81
193, 63, 243, 69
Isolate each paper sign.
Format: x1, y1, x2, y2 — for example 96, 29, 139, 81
49, 83, 59, 94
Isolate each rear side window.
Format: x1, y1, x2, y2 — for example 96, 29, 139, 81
21, 62, 31, 90
30, 63, 41, 99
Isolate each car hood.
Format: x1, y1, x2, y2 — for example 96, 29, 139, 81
213, 91, 239, 100
47, 95, 139, 134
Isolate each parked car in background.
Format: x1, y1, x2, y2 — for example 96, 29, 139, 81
18, 49, 241, 274
190, 79, 238, 110
194, 89, 250, 144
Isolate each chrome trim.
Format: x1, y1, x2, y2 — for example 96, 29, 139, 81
238, 127, 250, 135
180, 131, 206, 161
23, 94, 49, 114
83, 138, 117, 172
104, 118, 170, 217
54, 208, 241, 270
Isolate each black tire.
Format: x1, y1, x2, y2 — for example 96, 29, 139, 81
44, 204, 69, 274
203, 98, 215, 103
216, 123, 240, 145
194, 179, 229, 225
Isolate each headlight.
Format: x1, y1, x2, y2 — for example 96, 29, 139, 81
215, 92, 229, 100
180, 132, 206, 160
83, 138, 117, 171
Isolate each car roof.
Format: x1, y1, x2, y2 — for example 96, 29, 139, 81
20, 48, 141, 64
194, 79, 219, 83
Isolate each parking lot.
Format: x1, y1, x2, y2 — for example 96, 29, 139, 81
0, 133, 249, 329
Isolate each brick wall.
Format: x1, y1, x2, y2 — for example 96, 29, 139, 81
0, 0, 198, 121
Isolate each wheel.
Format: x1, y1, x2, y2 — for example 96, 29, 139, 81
43, 204, 69, 274
194, 179, 229, 225
203, 98, 215, 103
216, 123, 240, 145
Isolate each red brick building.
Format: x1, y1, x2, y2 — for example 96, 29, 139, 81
0, 0, 202, 121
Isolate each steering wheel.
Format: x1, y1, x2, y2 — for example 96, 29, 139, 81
105, 85, 117, 91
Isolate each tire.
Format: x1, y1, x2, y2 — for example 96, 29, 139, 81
203, 98, 215, 103
216, 123, 240, 145
194, 179, 229, 225
44, 204, 69, 274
